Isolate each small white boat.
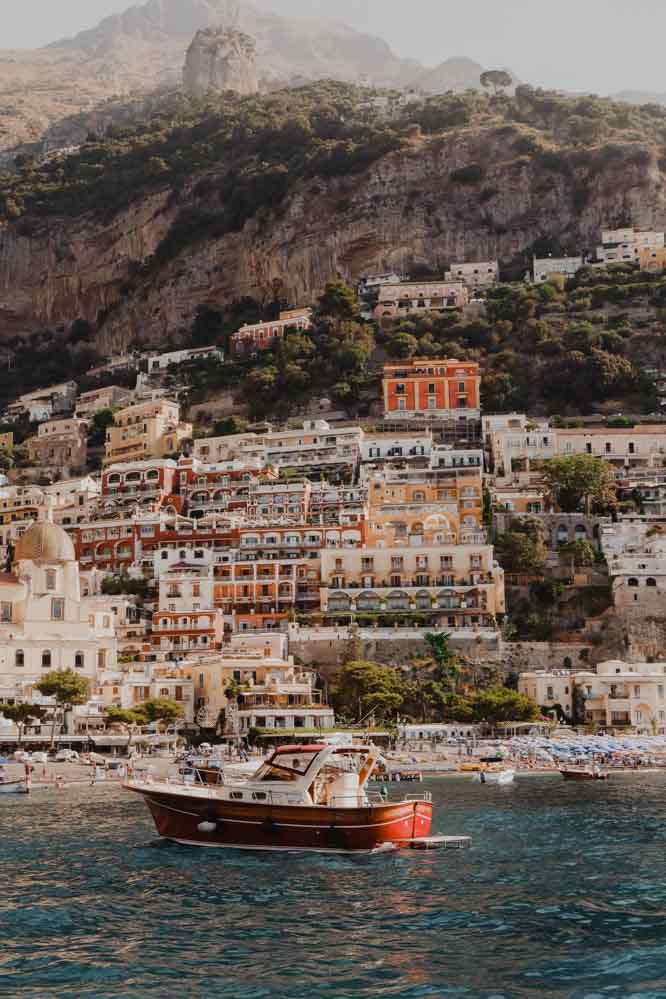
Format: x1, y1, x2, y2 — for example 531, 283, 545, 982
477, 768, 515, 785
0, 779, 29, 794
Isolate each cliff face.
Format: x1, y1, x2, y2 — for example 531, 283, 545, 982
183, 28, 258, 97
2, 129, 665, 352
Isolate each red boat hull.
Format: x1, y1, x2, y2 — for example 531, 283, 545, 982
127, 784, 433, 852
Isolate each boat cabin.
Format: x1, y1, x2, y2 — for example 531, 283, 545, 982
222, 743, 381, 808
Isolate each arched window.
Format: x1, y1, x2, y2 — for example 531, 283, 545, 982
42, 650, 52, 668
161, 551, 169, 560
646, 578, 658, 587
75, 652, 84, 669
15, 650, 24, 668
160, 688, 169, 696
628, 578, 639, 587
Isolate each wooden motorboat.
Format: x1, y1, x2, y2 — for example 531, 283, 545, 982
560, 766, 609, 781
0, 778, 29, 794
125, 743, 433, 853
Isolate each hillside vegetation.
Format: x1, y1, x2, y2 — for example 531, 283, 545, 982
4, 82, 666, 226
3, 82, 666, 421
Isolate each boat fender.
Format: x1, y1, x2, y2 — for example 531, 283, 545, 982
197, 821, 217, 833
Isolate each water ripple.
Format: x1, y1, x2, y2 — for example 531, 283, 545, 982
2, 777, 666, 997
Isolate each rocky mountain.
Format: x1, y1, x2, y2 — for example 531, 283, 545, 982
51, 0, 418, 86
1, 85, 665, 356
183, 27, 258, 96
0, 0, 515, 158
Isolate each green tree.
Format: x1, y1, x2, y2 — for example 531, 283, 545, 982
0, 703, 48, 745
36, 669, 90, 747
480, 70, 513, 95
424, 632, 460, 694
495, 517, 547, 574
105, 706, 148, 753
470, 686, 539, 725
334, 660, 404, 723
316, 281, 359, 321
139, 697, 185, 733
542, 454, 615, 513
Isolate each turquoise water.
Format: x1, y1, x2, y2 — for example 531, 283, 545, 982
1, 776, 666, 998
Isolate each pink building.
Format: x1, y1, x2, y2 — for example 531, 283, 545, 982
231, 309, 313, 357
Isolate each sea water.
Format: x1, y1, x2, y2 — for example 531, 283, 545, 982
1, 775, 666, 998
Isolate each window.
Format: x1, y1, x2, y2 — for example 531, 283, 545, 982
75, 652, 84, 669
97, 649, 107, 669
15, 650, 24, 668
0, 602, 11, 623
51, 598, 65, 621
42, 651, 52, 668
46, 569, 56, 591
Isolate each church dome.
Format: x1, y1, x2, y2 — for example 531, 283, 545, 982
14, 520, 76, 563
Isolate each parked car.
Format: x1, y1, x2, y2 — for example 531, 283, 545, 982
54, 749, 79, 763
13, 750, 30, 761
31, 752, 48, 764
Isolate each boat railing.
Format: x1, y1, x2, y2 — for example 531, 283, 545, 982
366, 789, 433, 805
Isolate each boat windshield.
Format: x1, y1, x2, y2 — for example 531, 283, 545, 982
255, 751, 320, 782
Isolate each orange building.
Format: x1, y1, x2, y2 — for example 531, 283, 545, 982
383, 359, 481, 418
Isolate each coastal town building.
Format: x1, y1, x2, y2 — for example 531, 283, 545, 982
183, 634, 334, 734
446, 260, 499, 288
484, 414, 556, 477
104, 400, 192, 466
152, 564, 224, 655
556, 425, 666, 469
597, 228, 665, 265
361, 431, 433, 464
520, 660, 666, 735
142, 346, 223, 373
382, 359, 481, 420
374, 281, 468, 319
5, 381, 77, 424
0, 519, 118, 691
639, 246, 666, 273
532, 256, 583, 283
230, 309, 313, 357
75, 385, 132, 418
26, 418, 88, 477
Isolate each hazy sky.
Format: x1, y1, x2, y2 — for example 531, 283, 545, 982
6, 0, 666, 95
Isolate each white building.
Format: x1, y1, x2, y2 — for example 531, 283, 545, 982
520, 660, 666, 734
597, 228, 665, 264
0, 519, 118, 690
361, 431, 433, 463
532, 256, 583, 283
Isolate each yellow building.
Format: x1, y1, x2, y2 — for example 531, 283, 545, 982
639, 246, 666, 273
182, 635, 334, 734
104, 400, 192, 467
